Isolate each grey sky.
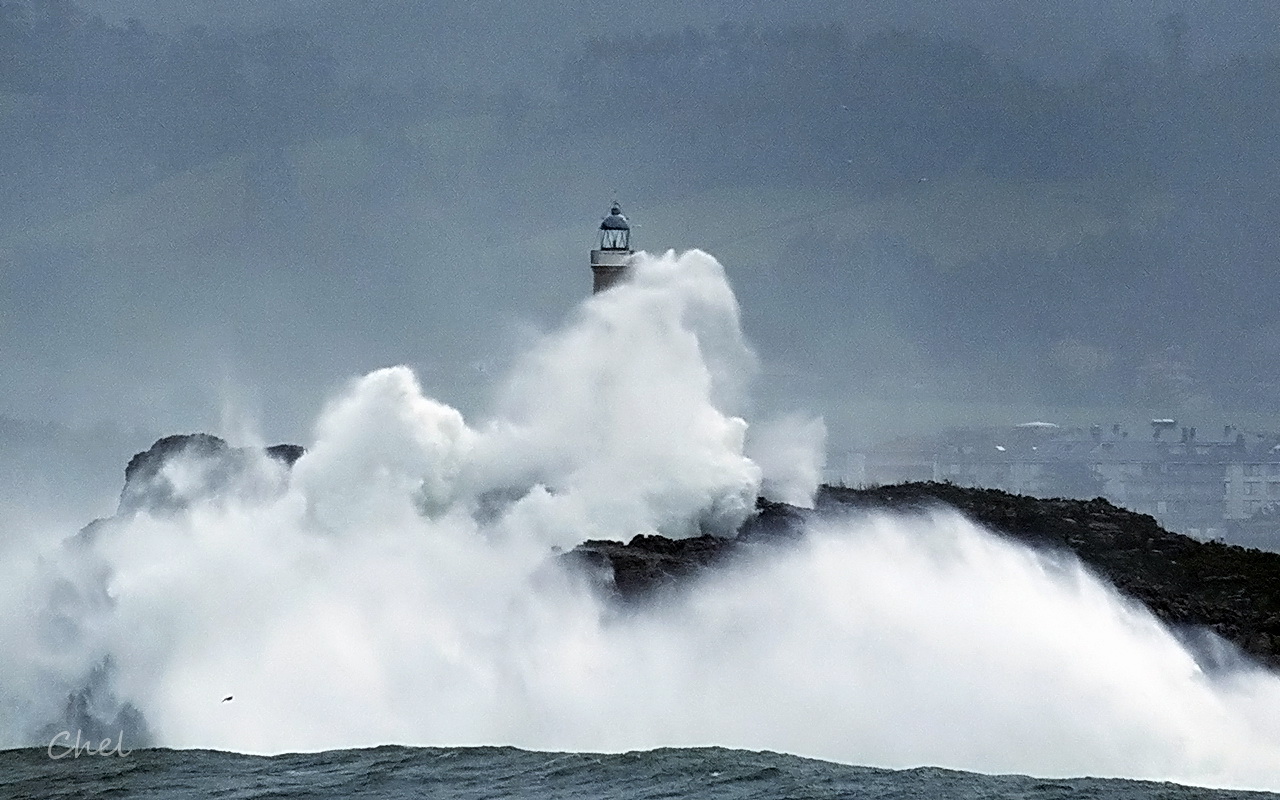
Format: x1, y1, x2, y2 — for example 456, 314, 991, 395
2, 0, 1279, 516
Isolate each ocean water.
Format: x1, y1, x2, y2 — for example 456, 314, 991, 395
4, 746, 1276, 800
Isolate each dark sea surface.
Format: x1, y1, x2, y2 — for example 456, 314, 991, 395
3, 745, 1278, 800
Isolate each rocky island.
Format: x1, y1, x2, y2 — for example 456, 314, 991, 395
573, 484, 1280, 670
106, 435, 1280, 671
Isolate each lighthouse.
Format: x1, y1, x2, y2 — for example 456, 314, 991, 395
590, 203, 633, 293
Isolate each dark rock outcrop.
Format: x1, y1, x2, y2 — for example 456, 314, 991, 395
571, 483, 1280, 671
117, 433, 304, 516
265, 443, 306, 466
567, 535, 737, 599
122, 433, 230, 487
43, 435, 307, 746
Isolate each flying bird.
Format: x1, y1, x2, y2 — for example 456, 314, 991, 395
222, 696, 234, 703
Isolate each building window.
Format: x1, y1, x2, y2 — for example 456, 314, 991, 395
1270, 463, 1280, 476
1245, 464, 1263, 477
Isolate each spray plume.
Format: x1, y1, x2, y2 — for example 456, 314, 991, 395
2, 250, 1280, 790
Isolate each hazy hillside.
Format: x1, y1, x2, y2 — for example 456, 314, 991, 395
2, 0, 1278, 448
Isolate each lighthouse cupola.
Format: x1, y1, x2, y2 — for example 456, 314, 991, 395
590, 202, 634, 293
599, 204, 630, 250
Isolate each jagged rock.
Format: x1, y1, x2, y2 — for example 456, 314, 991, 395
40, 658, 152, 750
738, 497, 812, 540
568, 482, 1280, 671
122, 433, 230, 487
568, 534, 736, 599
117, 433, 305, 515
47, 434, 307, 743
265, 443, 306, 466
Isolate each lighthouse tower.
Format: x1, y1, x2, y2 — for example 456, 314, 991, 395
590, 203, 633, 293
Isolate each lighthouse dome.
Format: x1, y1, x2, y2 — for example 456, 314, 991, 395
600, 204, 630, 231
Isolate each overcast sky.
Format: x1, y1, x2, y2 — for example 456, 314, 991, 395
2, 0, 1279, 515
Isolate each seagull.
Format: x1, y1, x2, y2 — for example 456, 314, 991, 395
222, 696, 234, 703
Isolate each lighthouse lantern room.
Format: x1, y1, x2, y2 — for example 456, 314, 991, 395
590, 203, 633, 293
